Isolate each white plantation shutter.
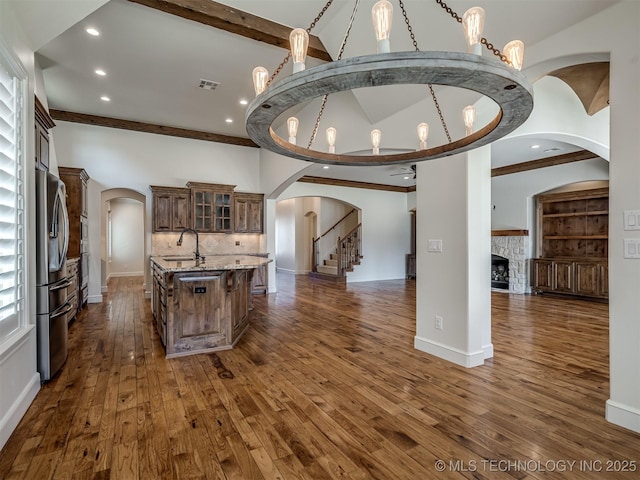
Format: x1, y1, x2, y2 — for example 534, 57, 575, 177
0, 45, 25, 343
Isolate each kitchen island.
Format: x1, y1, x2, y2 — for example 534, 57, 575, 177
150, 255, 272, 358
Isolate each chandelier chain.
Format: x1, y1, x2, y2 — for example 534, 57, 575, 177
398, 0, 419, 52
308, 0, 359, 148
400, 0, 452, 144
308, 94, 329, 149
434, 0, 512, 66
268, 0, 335, 86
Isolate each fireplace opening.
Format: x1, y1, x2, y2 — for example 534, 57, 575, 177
491, 254, 509, 290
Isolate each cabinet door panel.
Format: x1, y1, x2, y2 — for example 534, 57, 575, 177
532, 259, 553, 290
553, 261, 575, 293
154, 194, 172, 231
172, 194, 191, 230
575, 262, 599, 296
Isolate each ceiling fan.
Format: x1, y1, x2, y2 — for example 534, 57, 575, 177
390, 165, 416, 179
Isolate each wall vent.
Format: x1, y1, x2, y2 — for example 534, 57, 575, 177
198, 79, 220, 91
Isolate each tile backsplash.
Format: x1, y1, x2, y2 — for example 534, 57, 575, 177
152, 232, 265, 256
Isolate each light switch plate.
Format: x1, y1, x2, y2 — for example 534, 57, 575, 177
427, 239, 442, 252
624, 210, 640, 231
624, 238, 640, 259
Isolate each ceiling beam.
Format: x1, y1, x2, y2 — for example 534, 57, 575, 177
127, 0, 332, 61
491, 149, 601, 177
298, 176, 413, 193
50, 110, 258, 148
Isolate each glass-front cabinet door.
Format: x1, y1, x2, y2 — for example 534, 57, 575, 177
215, 193, 232, 232
193, 190, 213, 231
188, 183, 235, 233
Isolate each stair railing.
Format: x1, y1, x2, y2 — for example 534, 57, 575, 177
312, 208, 357, 273
336, 223, 362, 276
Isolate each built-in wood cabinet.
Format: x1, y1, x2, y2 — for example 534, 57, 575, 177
532, 186, 608, 299
35, 96, 55, 171
251, 254, 269, 294
150, 186, 191, 232
59, 167, 90, 307
234, 193, 264, 233
150, 182, 264, 234
187, 182, 235, 233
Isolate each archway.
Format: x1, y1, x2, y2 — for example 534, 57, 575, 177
100, 188, 147, 292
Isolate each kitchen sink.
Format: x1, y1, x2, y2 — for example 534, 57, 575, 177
162, 256, 196, 261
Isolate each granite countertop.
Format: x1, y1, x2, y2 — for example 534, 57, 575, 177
151, 254, 272, 272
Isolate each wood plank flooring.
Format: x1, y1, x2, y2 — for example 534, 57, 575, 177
1, 274, 639, 479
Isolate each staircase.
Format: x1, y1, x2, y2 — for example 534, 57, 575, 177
311, 219, 362, 282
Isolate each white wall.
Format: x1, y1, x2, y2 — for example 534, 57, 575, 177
109, 198, 144, 276
275, 198, 296, 273
278, 183, 410, 282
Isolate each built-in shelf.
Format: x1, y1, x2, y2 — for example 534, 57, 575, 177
491, 229, 529, 237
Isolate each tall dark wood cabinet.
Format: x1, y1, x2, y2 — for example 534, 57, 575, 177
531, 186, 608, 299
234, 193, 264, 233
34, 96, 55, 171
59, 167, 90, 309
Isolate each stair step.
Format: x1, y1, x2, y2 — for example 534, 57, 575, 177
324, 259, 338, 267
308, 271, 346, 284
317, 265, 338, 275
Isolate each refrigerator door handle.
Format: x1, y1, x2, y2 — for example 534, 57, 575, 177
50, 280, 73, 291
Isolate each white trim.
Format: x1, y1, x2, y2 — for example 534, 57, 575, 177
88, 294, 103, 304
0, 324, 34, 359
0, 372, 40, 450
101, 285, 108, 293
606, 400, 640, 434
482, 343, 494, 359
108, 271, 144, 278
414, 335, 485, 368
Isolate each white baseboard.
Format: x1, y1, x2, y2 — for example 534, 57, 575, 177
108, 271, 144, 278
0, 372, 40, 450
606, 399, 640, 434
483, 343, 494, 359
414, 335, 485, 368
144, 290, 151, 299
275, 268, 295, 274
88, 294, 103, 304
101, 285, 108, 293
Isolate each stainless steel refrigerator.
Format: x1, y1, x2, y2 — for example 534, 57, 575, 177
36, 169, 72, 381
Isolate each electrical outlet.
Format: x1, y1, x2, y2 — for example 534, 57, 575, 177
235, 241, 240, 246
435, 315, 443, 330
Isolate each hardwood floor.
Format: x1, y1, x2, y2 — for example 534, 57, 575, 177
1, 274, 639, 479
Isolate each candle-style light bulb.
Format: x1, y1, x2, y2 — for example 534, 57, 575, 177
463, 105, 476, 135
326, 127, 337, 154
462, 7, 485, 55
252, 66, 268, 95
287, 117, 299, 145
371, 129, 381, 155
372, 0, 393, 54
504, 40, 525, 71
417, 122, 429, 150
290, 28, 309, 73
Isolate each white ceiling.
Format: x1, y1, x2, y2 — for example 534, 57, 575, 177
35, 0, 615, 187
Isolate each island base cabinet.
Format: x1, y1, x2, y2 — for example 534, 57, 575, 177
168, 272, 229, 357
230, 270, 252, 343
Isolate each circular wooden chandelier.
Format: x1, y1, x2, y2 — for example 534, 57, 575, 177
244, 0, 534, 166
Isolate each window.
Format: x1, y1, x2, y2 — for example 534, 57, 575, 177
0, 42, 26, 344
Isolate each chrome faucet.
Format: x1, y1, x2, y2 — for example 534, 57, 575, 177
177, 228, 205, 262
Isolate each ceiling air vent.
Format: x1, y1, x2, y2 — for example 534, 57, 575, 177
198, 79, 220, 91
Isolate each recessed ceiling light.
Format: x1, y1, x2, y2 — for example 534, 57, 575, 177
100, 96, 111, 102
239, 99, 248, 106
530, 144, 541, 149
544, 147, 561, 153
404, 176, 410, 180
86, 27, 100, 36
95, 69, 106, 76
323, 165, 330, 170
225, 118, 233, 123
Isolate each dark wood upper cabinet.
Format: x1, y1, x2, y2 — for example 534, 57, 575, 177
34, 96, 55, 171
187, 182, 235, 233
150, 186, 191, 232
234, 193, 264, 233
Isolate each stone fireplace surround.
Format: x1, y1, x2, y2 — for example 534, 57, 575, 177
491, 230, 529, 294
